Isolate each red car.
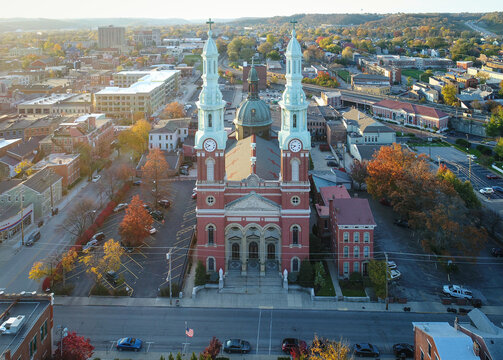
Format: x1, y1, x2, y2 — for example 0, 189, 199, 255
282, 338, 307, 354
486, 174, 500, 180
191, 192, 197, 199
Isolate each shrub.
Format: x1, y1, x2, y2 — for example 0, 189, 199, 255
112, 288, 129, 296
288, 272, 298, 284
90, 283, 111, 296
53, 283, 75, 296
176, 353, 183, 360
455, 138, 471, 148
159, 283, 181, 297
168, 354, 175, 360
277, 357, 291, 360
476, 144, 493, 156
195, 261, 207, 286
298, 260, 314, 288
349, 272, 363, 283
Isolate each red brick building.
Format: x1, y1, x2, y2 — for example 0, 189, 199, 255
0, 293, 54, 360
330, 197, 376, 277
413, 322, 479, 360
195, 24, 311, 276
372, 99, 449, 132
242, 64, 267, 91
32, 153, 80, 187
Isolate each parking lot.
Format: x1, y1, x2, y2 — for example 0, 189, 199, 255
363, 192, 503, 305
416, 146, 503, 199
67, 180, 196, 297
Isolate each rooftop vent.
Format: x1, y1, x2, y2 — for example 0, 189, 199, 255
0, 315, 25, 335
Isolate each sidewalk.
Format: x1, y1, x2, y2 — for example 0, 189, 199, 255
53, 292, 503, 316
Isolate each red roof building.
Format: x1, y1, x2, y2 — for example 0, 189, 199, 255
372, 99, 449, 132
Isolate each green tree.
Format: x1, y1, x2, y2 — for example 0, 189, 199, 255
266, 34, 276, 44
298, 260, 313, 287
341, 46, 353, 60
195, 261, 206, 286
314, 262, 326, 292
495, 137, 503, 158
368, 260, 387, 299
499, 80, 503, 98
486, 106, 503, 137
437, 165, 480, 209
441, 84, 458, 106
406, 76, 413, 88
266, 50, 281, 60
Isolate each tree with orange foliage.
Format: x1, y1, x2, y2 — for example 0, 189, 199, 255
141, 148, 169, 205
162, 101, 186, 119
119, 195, 153, 247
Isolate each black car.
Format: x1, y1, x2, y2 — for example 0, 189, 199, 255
352, 343, 380, 357
223, 339, 251, 354
150, 210, 164, 221
105, 270, 118, 285
393, 219, 409, 228
158, 199, 171, 208
327, 160, 338, 167
120, 241, 134, 253
491, 247, 503, 257
25, 231, 41, 246
393, 343, 414, 358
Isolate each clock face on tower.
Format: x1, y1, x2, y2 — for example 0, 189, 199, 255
203, 138, 216, 152
289, 139, 302, 153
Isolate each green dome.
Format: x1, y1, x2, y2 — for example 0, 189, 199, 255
235, 98, 272, 127
248, 65, 259, 82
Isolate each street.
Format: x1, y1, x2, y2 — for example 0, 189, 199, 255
54, 305, 503, 356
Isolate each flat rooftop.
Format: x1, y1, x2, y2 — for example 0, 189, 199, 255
97, 70, 179, 95
0, 298, 51, 357
18, 93, 86, 106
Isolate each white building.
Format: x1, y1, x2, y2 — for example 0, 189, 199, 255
149, 118, 190, 151
17, 93, 92, 115
95, 69, 180, 118
342, 108, 396, 146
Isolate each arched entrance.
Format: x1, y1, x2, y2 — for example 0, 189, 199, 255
267, 243, 275, 260
232, 243, 240, 260
249, 242, 258, 259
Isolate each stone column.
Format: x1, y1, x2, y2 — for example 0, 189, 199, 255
260, 234, 266, 276
241, 235, 247, 276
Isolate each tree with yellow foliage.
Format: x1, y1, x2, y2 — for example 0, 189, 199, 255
307, 336, 352, 360
61, 249, 78, 287
80, 239, 124, 283
162, 101, 186, 119
14, 160, 34, 176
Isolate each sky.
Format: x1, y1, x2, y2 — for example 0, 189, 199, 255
0, 0, 502, 20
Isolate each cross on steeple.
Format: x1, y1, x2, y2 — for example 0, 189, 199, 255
290, 19, 297, 31
207, 18, 214, 31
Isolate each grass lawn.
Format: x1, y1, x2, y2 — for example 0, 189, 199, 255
336, 70, 351, 83
402, 69, 424, 80
339, 279, 366, 297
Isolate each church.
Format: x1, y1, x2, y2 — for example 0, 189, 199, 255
195, 20, 311, 277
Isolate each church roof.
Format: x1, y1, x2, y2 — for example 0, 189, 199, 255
225, 135, 280, 181
202, 31, 218, 56
235, 98, 272, 127
286, 29, 302, 55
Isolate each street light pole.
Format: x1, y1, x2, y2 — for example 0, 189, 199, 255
166, 250, 172, 305
385, 252, 389, 311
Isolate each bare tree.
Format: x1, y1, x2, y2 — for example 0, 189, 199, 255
59, 198, 96, 237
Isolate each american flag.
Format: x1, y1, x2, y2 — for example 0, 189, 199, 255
185, 326, 194, 338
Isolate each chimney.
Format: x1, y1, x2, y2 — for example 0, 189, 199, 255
250, 134, 257, 174
329, 196, 334, 219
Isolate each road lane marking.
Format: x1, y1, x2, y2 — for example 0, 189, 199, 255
268, 310, 273, 355
256, 309, 262, 354
127, 254, 144, 269
121, 262, 139, 279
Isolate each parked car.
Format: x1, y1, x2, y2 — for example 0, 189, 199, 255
467, 154, 477, 160
443, 285, 473, 299
106, 270, 118, 285
491, 247, 503, 257
114, 203, 128, 212
492, 186, 503, 193
388, 269, 401, 281
25, 231, 41, 246
282, 338, 307, 354
223, 339, 251, 354
158, 199, 171, 208
143, 204, 152, 212
91, 232, 105, 242
352, 343, 380, 357
133, 180, 142, 186
92, 175, 101, 183
327, 160, 338, 167
191, 192, 197, 199
386, 261, 397, 270
325, 155, 336, 160
479, 187, 494, 195
116, 337, 143, 352
120, 241, 134, 253
486, 174, 500, 180
180, 168, 189, 175
150, 210, 164, 221
148, 226, 157, 235
393, 219, 409, 228
392, 343, 414, 358
82, 239, 98, 251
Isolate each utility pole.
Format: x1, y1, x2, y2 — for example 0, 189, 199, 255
166, 250, 172, 305
20, 187, 24, 246
467, 152, 472, 182
385, 252, 389, 311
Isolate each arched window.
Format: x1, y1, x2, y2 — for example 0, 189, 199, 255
207, 257, 215, 272
293, 114, 297, 128
207, 224, 215, 245
208, 114, 212, 128
354, 232, 360, 243
291, 159, 299, 182
292, 225, 299, 245
206, 158, 214, 182
232, 243, 240, 260
291, 257, 300, 272
353, 246, 359, 259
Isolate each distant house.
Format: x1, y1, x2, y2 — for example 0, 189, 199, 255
372, 99, 449, 132
148, 118, 191, 152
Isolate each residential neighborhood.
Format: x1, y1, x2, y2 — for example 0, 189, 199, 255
0, 4, 503, 360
